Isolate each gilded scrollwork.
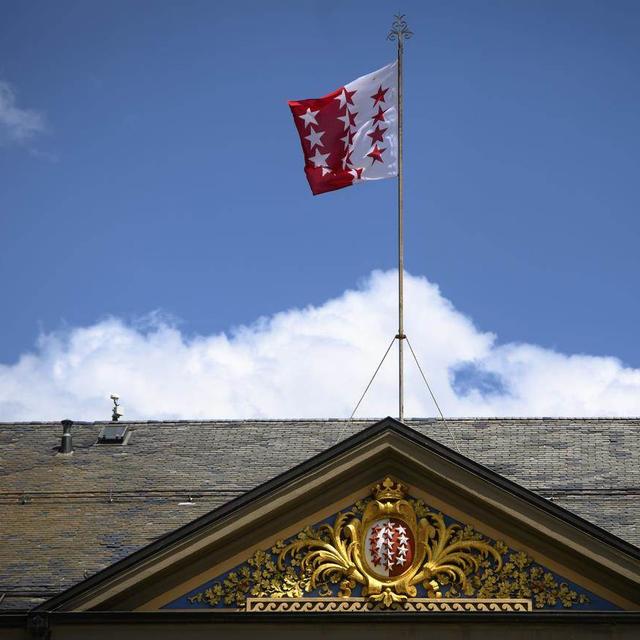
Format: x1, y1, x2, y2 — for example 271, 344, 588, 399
187, 477, 589, 610
277, 477, 501, 607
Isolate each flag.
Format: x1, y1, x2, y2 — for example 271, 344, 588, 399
288, 62, 398, 196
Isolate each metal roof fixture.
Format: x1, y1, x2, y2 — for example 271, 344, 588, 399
97, 424, 130, 445
110, 393, 124, 421
59, 419, 73, 454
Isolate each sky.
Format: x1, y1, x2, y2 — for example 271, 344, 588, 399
1, 0, 639, 420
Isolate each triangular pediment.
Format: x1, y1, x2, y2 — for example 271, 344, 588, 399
38, 418, 640, 614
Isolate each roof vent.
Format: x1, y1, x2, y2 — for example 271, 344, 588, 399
60, 419, 74, 454
97, 424, 130, 445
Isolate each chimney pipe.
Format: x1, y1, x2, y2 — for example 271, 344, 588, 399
60, 419, 73, 454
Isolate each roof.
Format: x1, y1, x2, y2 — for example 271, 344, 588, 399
1, 418, 639, 611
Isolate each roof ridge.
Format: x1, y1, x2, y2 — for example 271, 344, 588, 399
3, 416, 640, 426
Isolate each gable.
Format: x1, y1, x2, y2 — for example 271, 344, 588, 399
38, 418, 640, 614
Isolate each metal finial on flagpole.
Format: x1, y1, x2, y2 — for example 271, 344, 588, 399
387, 15, 412, 422
387, 14, 413, 43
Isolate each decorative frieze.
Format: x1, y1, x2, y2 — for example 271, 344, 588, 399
245, 597, 533, 612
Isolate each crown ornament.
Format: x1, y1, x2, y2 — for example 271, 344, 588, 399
371, 476, 407, 502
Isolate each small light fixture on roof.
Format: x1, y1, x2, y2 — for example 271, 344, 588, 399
97, 424, 130, 445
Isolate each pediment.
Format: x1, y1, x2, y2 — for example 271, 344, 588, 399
39, 418, 640, 614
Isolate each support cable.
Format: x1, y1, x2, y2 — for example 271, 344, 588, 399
348, 336, 397, 422
405, 336, 462, 454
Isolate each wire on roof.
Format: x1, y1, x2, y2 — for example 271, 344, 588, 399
405, 336, 461, 454
349, 336, 396, 421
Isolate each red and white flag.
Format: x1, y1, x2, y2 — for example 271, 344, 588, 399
288, 62, 398, 195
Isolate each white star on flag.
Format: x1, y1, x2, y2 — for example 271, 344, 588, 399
334, 90, 348, 108
298, 108, 319, 128
337, 110, 353, 131
309, 148, 330, 168
304, 127, 325, 149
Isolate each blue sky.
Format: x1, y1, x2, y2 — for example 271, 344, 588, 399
1, 1, 640, 420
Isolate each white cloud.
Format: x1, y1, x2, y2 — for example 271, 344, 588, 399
1, 270, 640, 421
0, 80, 46, 145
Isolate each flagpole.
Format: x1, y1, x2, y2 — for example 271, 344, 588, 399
388, 15, 412, 422
397, 30, 405, 423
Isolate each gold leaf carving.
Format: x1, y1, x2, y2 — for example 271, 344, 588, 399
276, 477, 501, 606
187, 478, 589, 611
